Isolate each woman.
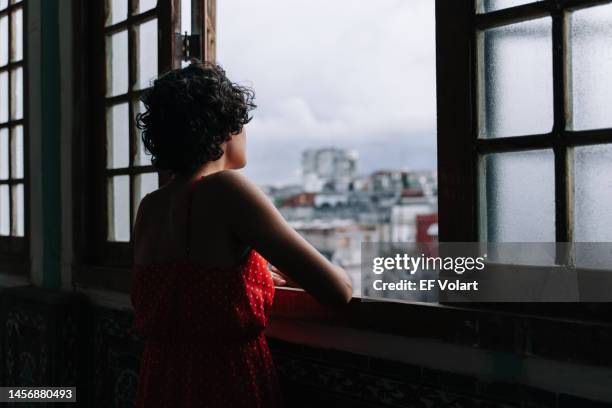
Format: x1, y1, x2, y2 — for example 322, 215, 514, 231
130, 61, 352, 407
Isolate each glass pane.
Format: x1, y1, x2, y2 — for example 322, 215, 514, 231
570, 4, 612, 131
136, 19, 158, 90
180, 0, 191, 67
0, 0, 7, 10
106, 30, 129, 96
0, 128, 7, 179
481, 18, 553, 138
0, 15, 7, 66
480, 0, 540, 13
107, 103, 130, 169
11, 182, 22, 236
574, 144, 612, 242
138, 0, 157, 14
484, 149, 555, 242
0, 184, 8, 236
108, 175, 130, 242
10, 67, 22, 120
10, 7, 22, 62
0, 71, 6, 123
134, 101, 150, 165
181, 0, 191, 34
11, 125, 22, 178
134, 172, 158, 224
106, 0, 128, 26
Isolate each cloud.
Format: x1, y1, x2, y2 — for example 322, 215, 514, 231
217, 0, 437, 185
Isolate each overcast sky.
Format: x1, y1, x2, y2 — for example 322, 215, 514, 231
217, 0, 437, 186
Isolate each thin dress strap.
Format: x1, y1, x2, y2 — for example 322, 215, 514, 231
185, 176, 204, 258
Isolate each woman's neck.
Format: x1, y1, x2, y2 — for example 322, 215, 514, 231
174, 158, 230, 184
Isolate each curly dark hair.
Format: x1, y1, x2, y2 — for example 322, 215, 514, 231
136, 61, 256, 174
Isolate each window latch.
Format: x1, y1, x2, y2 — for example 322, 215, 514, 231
178, 32, 202, 62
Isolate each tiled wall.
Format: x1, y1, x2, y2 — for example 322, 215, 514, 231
1, 286, 611, 408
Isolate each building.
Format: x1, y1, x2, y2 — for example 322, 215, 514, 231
302, 148, 357, 193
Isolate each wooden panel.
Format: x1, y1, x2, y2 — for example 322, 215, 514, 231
435, 0, 479, 242
203, 0, 215, 62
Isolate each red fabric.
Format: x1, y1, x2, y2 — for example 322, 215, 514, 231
131, 249, 282, 407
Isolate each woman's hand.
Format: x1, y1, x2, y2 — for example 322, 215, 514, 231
269, 265, 300, 288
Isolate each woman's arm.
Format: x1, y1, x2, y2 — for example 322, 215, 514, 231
211, 170, 353, 305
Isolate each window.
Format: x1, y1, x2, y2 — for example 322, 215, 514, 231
476, 0, 612, 244
438, 0, 612, 246
78, 0, 216, 275
218, 0, 438, 295
0, 0, 26, 258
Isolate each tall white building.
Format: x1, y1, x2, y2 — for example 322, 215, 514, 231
302, 148, 357, 193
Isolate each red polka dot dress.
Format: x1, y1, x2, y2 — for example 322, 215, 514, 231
130, 179, 282, 407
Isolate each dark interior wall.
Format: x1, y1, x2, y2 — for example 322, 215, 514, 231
2, 286, 612, 408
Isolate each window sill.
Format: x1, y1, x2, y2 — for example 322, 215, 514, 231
272, 287, 612, 333
0, 256, 30, 278
73, 264, 131, 293
271, 288, 612, 368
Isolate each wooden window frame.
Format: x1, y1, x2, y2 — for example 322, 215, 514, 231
273, 0, 612, 322
474, 0, 612, 245
0, 0, 29, 275
72, 0, 612, 325
73, 0, 216, 289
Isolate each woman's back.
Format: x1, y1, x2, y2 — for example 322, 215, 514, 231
131, 173, 282, 407
133, 172, 249, 269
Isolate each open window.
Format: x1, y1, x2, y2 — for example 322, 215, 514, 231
75, 0, 216, 289
439, 0, 612, 243
0, 0, 27, 273
217, 0, 439, 297
476, 0, 612, 246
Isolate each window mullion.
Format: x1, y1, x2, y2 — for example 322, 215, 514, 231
127, 0, 136, 230
552, 7, 572, 245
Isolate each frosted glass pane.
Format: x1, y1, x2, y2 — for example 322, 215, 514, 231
10, 67, 22, 120
574, 144, 612, 242
11, 125, 22, 178
138, 0, 157, 13
481, 18, 553, 138
136, 19, 158, 90
480, 0, 541, 13
134, 173, 158, 225
107, 103, 130, 169
12, 182, 22, 236
106, 0, 127, 26
106, 30, 129, 96
570, 4, 612, 130
484, 149, 555, 242
10, 8, 22, 62
0, 71, 6, 123
0, 15, 7, 66
134, 101, 150, 165
0, 128, 7, 179
0, 184, 8, 236
108, 175, 130, 242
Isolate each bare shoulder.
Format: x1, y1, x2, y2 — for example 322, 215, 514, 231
135, 187, 161, 217
199, 170, 262, 198
133, 191, 154, 242
135, 190, 153, 215
195, 170, 277, 222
